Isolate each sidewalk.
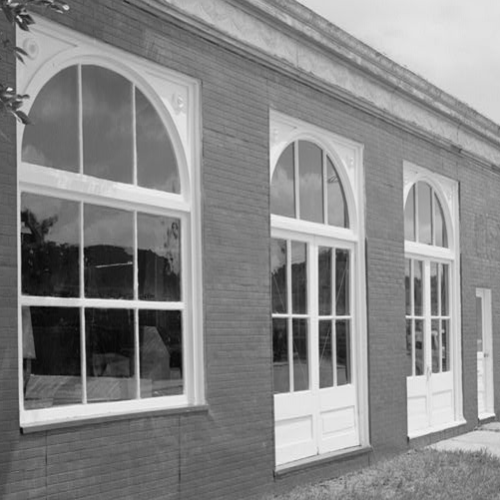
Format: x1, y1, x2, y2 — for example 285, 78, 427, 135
430, 422, 500, 457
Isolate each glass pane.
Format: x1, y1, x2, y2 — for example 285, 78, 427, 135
326, 157, 348, 228
292, 319, 309, 391
139, 310, 183, 397
476, 297, 483, 352
299, 141, 323, 223
136, 89, 180, 193
432, 319, 440, 373
21, 193, 80, 297
318, 247, 332, 316
434, 194, 448, 247
415, 319, 424, 376
84, 205, 134, 299
22, 66, 79, 172
271, 239, 287, 314
405, 319, 413, 376
414, 260, 423, 316
431, 262, 438, 316
336, 249, 350, 316
273, 319, 289, 394
442, 319, 450, 372
336, 320, 350, 385
405, 259, 412, 315
23, 307, 81, 409
292, 242, 307, 314
271, 144, 295, 217
82, 66, 133, 183
417, 182, 432, 244
138, 214, 181, 302
404, 185, 415, 241
85, 308, 135, 403
441, 264, 449, 316
319, 320, 333, 389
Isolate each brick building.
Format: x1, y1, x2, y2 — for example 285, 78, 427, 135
1, 1, 500, 498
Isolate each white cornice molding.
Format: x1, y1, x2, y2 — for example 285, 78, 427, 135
135, 0, 500, 166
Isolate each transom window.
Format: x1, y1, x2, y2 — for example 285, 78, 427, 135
19, 56, 200, 426
271, 140, 349, 227
404, 181, 447, 247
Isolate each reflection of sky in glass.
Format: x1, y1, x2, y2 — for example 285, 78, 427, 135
21, 193, 79, 245
82, 66, 133, 183
22, 66, 79, 172
299, 141, 323, 223
136, 90, 179, 193
417, 182, 432, 244
327, 158, 348, 228
434, 194, 448, 247
404, 185, 415, 241
271, 144, 295, 217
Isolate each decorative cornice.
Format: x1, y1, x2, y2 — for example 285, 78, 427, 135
135, 0, 500, 166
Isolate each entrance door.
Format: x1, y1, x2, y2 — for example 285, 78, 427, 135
406, 259, 454, 435
476, 288, 494, 419
272, 236, 360, 466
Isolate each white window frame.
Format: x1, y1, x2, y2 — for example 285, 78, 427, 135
403, 161, 464, 434
17, 19, 203, 428
270, 111, 369, 453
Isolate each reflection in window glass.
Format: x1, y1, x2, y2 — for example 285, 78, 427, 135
24, 307, 81, 409
82, 66, 133, 183
404, 185, 415, 241
405, 259, 411, 315
431, 319, 440, 373
434, 194, 448, 247
431, 263, 438, 316
292, 242, 307, 314
319, 321, 333, 389
139, 310, 183, 397
415, 319, 424, 375
136, 89, 180, 193
442, 320, 449, 372
85, 308, 135, 403
318, 248, 332, 316
336, 320, 350, 385
441, 264, 449, 315
414, 260, 423, 316
326, 158, 348, 228
22, 66, 79, 172
271, 144, 295, 218
299, 141, 323, 223
271, 239, 288, 314
336, 250, 349, 316
405, 319, 412, 376
138, 214, 181, 302
21, 194, 80, 298
476, 297, 483, 352
417, 182, 432, 244
273, 319, 289, 394
84, 205, 134, 299
293, 319, 309, 391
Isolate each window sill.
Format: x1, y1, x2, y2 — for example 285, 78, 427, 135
275, 445, 372, 478
20, 403, 209, 434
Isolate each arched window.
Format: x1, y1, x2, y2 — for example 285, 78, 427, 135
18, 47, 201, 427
403, 167, 462, 437
270, 114, 367, 466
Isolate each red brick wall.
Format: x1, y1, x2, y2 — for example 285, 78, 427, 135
0, 1, 499, 499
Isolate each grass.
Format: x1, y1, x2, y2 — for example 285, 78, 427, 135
266, 449, 500, 500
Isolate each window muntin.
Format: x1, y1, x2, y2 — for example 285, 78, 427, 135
271, 140, 349, 228
404, 181, 448, 247
20, 64, 192, 419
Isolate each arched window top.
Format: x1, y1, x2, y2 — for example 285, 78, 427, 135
271, 140, 349, 228
405, 181, 448, 247
22, 64, 180, 194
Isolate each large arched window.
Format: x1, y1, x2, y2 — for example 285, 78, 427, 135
270, 113, 367, 466
404, 165, 462, 437
18, 26, 201, 428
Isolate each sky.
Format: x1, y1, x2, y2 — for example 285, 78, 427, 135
296, 0, 500, 125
